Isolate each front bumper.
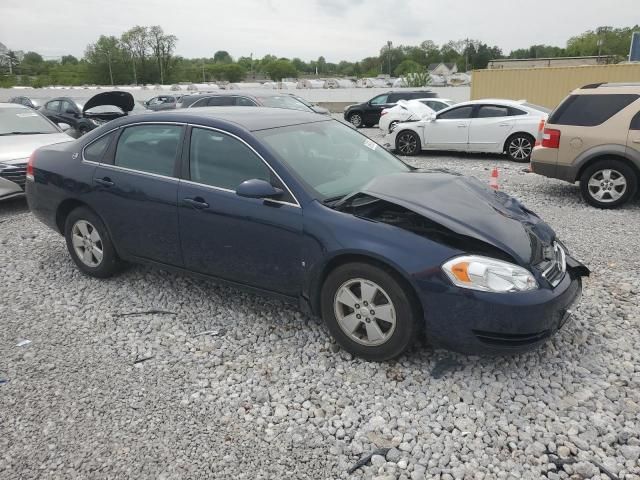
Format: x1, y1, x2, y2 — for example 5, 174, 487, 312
0, 175, 25, 201
419, 258, 587, 355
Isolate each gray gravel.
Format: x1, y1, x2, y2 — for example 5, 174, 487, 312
1, 125, 640, 480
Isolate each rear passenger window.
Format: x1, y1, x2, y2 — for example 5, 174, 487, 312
477, 105, 509, 118
207, 96, 235, 106
236, 97, 257, 106
630, 111, 640, 130
549, 94, 639, 127
114, 125, 182, 177
83, 132, 114, 162
438, 106, 474, 120
190, 127, 270, 190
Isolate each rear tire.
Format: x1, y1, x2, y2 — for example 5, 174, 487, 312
395, 130, 421, 156
579, 159, 637, 209
64, 207, 122, 278
505, 133, 534, 162
321, 262, 418, 361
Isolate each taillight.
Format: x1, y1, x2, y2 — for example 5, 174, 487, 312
380, 110, 388, 116
541, 128, 561, 149
26, 152, 35, 181
535, 119, 546, 146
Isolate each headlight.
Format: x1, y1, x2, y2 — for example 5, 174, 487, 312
442, 255, 538, 293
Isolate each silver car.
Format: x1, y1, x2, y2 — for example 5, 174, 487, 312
0, 103, 73, 201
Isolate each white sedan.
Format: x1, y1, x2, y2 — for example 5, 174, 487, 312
379, 98, 455, 133
386, 99, 550, 162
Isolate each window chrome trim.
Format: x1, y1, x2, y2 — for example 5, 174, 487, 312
180, 179, 300, 208
97, 163, 179, 182
187, 124, 301, 208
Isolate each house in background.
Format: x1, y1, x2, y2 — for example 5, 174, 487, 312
428, 63, 459, 76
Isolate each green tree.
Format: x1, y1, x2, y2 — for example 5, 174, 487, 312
263, 59, 297, 81
149, 25, 177, 84
221, 64, 246, 82
394, 59, 421, 77
61, 55, 79, 65
213, 50, 233, 64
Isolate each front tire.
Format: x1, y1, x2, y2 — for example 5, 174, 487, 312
321, 262, 418, 361
505, 133, 534, 162
395, 130, 421, 156
64, 207, 121, 278
579, 159, 638, 209
348, 112, 363, 128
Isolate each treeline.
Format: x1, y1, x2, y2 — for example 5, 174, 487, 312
1, 25, 637, 88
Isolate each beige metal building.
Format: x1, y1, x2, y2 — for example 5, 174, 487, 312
487, 56, 616, 69
471, 63, 640, 109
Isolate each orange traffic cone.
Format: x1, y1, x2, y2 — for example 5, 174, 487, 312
490, 167, 499, 190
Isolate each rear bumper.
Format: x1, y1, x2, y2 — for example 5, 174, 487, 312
531, 147, 576, 182
419, 259, 586, 355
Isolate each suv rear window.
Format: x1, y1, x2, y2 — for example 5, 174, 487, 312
549, 94, 639, 127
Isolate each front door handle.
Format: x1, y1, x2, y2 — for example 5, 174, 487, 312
457, 124, 467, 128
183, 197, 209, 209
95, 177, 114, 187
499, 123, 511, 127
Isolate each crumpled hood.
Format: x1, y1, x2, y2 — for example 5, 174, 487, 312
360, 171, 555, 265
0, 133, 73, 164
82, 91, 135, 114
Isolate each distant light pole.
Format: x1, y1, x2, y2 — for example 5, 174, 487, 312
596, 26, 612, 63
387, 41, 393, 76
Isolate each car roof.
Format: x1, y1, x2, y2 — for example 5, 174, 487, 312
181, 90, 299, 100
137, 106, 328, 131
456, 99, 526, 107
573, 82, 640, 95
0, 102, 29, 109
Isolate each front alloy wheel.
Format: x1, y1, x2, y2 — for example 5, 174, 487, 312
334, 278, 397, 347
396, 131, 420, 156
506, 134, 533, 162
321, 262, 417, 361
349, 113, 363, 128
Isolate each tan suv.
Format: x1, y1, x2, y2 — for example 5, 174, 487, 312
531, 83, 640, 208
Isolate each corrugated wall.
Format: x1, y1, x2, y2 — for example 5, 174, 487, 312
471, 64, 640, 109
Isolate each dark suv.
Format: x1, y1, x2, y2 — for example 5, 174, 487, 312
344, 90, 437, 128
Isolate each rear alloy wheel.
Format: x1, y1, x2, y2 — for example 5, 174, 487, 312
506, 134, 534, 162
395, 130, 421, 156
580, 159, 637, 209
348, 112, 363, 128
64, 206, 122, 277
321, 262, 417, 361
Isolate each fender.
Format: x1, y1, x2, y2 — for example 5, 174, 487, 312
568, 144, 640, 182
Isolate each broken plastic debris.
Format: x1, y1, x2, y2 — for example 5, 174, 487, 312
16, 339, 32, 347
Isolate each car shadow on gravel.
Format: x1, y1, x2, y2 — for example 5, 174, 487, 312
0, 197, 29, 219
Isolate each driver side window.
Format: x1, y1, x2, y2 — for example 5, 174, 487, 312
438, 106, 474, 120
46, 100, 61, 112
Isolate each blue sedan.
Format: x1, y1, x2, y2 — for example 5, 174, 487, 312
25, 107, 589, 360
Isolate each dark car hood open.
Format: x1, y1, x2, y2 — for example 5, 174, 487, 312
356, 171, 555, 265
82, 91, 135, 114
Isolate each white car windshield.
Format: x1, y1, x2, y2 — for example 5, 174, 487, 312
257, 120, 410, 201
0, 107, 59, 135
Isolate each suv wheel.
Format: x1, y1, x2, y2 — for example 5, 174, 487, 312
321, 262, 417, 361
395, 130, 421, 156
505, 133, 534, 162
348, 112, 363, 128
580, 159, 638, 208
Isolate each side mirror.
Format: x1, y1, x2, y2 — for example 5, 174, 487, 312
57, 122, 71, 132
236, 179, 283, 200
429, 114, 437, 122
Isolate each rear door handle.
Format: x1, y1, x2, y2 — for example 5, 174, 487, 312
95, 177, 114, 187
632, 139, 640, 144
457, 124, 467, 128
499, 123, 511, 126
183, 197, 209, 209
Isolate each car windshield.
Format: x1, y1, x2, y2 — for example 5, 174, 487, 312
257, 120, 410, 201
257, 95, 310, 112
0, 107, 59, 135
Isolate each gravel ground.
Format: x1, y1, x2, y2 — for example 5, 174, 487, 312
1, 125, 639, 480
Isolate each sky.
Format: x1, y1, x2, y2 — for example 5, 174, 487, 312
1, 0, 638, 62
